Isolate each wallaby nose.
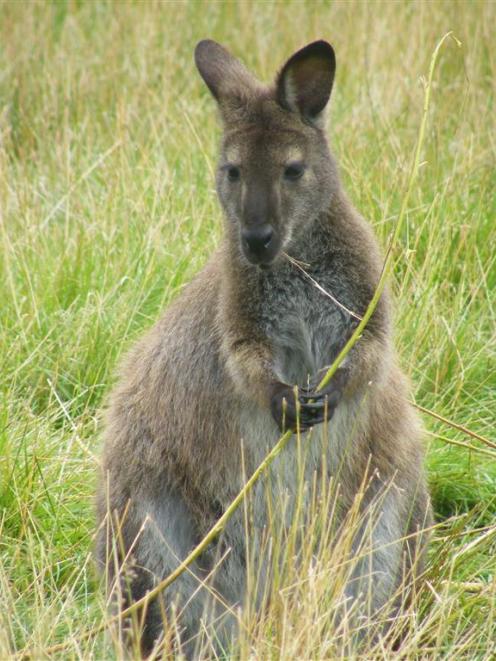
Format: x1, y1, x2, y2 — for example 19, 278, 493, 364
241, 224, 274, 258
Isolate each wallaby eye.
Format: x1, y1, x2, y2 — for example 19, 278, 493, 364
227, 166, 240, 182
284, 163, 305, 181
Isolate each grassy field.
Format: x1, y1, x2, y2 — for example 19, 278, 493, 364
1, 0, 495, 658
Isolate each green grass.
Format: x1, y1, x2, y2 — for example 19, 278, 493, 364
1, 0, 495, 658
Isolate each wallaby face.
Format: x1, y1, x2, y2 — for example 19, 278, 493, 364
196, 40, 338, 266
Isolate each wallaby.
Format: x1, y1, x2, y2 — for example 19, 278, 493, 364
96, 39, 432, 658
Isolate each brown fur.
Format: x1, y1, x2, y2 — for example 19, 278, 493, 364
96, 39, 432, 657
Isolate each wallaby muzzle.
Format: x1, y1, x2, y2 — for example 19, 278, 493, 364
241, 223, 281, 265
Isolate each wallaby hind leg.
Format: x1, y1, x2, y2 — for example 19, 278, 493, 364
98, 485, 214, 658
341, 480, 430, 650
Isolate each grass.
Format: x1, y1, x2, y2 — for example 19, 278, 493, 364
0, 0, 495, 658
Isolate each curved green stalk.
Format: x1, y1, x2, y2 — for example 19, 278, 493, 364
317, 31, 458, 391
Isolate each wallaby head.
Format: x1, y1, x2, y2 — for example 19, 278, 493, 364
195, 40, 338, 267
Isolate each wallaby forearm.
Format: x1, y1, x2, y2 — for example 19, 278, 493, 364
222, 334, 277, 407
336, 330, 392, 399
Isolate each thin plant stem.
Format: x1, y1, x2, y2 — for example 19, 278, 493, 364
317, 31, 459, 392
414, 402, 496, 450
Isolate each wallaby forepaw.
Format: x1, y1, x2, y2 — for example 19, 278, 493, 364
269, 368, 348, 433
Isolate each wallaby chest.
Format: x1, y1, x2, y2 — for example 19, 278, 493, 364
257, 258, 352, 386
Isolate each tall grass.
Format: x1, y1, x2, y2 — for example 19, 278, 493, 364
0, 0, 495, 658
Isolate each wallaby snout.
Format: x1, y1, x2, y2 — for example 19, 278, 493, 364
239, 177, 280, 264
241, 223, 278, 264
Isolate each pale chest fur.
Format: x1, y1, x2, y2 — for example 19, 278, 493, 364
231, 393, 367, 542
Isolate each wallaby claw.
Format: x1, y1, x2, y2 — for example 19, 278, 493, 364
269, 367, 349, 433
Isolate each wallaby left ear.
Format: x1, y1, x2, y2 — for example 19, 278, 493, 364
276, 40, 336, 124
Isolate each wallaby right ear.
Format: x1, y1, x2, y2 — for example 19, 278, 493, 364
195, 40, 260, 111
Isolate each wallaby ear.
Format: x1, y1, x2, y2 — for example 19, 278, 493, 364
276, 40, 336, 124
195, 39, 260, 109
